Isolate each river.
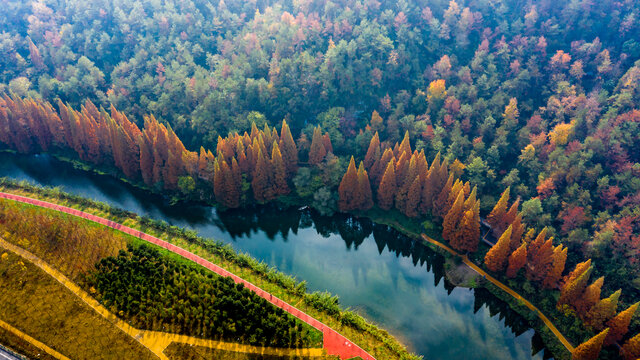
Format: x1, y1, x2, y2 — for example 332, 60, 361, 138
0, 152, 548, 360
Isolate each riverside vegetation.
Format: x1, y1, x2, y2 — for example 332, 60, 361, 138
0, 179, 419, 360
2, 0, 640, 359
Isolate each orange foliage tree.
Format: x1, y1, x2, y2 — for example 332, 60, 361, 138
571, 328, 609, 360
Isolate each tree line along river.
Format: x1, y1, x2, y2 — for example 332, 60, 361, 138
0, 151, 547, 360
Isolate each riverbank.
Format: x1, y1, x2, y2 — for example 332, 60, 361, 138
0, 150, 573, 359
0, 178, 419, 360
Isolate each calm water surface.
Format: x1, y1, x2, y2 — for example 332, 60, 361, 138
0, 152, 548, 360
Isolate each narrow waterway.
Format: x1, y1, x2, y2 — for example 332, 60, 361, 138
0, 152, 548, 359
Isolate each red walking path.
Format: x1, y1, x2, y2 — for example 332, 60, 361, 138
0, 192, 375, 360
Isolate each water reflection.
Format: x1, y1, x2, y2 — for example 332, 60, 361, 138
0, 152, 550, 359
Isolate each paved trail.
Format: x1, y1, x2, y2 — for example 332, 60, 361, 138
0, 192, 375, 360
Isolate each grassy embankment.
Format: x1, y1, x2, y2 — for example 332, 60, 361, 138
0, 250, 158, 360
0, 178, 419, 360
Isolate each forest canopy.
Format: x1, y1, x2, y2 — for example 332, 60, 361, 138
2, 0, 640, 359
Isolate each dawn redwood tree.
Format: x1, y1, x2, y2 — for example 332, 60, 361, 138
322, 133, 333, 154
443, 189, 464, 245
585, 289, 621, 330
371, 148, 394, 186
308, 126, 327, 165
364, 132, 381, 169
526, 231, 554, 282
576, 277, 604, 316
252, 149, 272, 203
543, 245, 567, 289
622, 333, 640, 360
357, 162, 374, 211
572, 328, 609, 360
278, 120, 298, 175
271, 141, 289, 196
338, 157, 359, 212
506, 243, 527, 278
485, 225, 513, 272
404, 176, 422, 218
487, 187, 510, 236
605, 302, 639, 346
377, 159, 397, 211
433, 174, 454, 218
563, 260, 593, 288
559, 265, 593, 308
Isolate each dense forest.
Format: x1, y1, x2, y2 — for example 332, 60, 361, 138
86, 244, 320, 348
1, 0, 640, 359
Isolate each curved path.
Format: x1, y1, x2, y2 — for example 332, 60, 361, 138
0, 192, 375, 360
420, 234, 575, 352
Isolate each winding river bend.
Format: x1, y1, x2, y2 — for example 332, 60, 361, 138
0, 152, 547, 360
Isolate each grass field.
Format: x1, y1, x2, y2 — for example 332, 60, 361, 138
0, 250, 159, 360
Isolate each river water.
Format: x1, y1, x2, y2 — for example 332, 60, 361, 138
0, 152, 548, 360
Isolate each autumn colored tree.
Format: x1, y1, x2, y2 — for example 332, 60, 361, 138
622, 333, 640, 360
559, 265, 593, 307
279, 120, 298, 175
453, 202, 481, 253
506, 243, 527, 278
357, 162, 374, 211
271, 141, 289, 196
427, 79, 447, 110
485, 225, 513, 272
585, 289, 621, 330
377, 159, 397, 210
542, 245, 567, 289
370, 110, 384, 133
575, 277, 604, 316
252, 149, 273, 203
443, 189, 464, 244
308, 127, 327, 165
322, 133, 333, 154
433, 174, 454, 218
370, 148, 394, 186
396, 131, 412, 157
487, 187, 510, 236
404, 176, 422, 218
339, 157, 359, 212
364, 132, 381, 169
605, 302, 639, 346
563, 259, 593, 289
214, 158, 240, 208
571, 328, 609, 360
